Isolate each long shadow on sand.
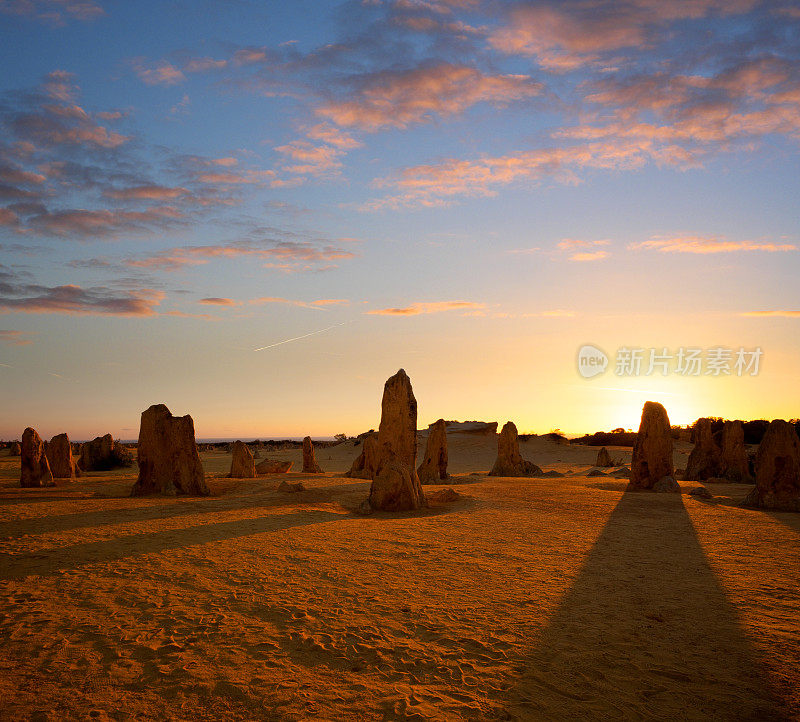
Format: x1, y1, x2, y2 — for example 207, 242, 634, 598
0, 508, 348, 581
499, 491, 788, 720
0, 479, 372, 539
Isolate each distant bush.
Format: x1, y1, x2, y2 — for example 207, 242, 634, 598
572, 430, 638, 447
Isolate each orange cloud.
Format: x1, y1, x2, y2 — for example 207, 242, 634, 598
128, 241, 356, 272
105, 185, 189, 200
0, 284, 164, 316
557, 238, 610, 251
489, 1, 758, 70
274, 141, 345, 176
27, 207, 184, 237
196, 170, 275, 185
249, 296, 348, 310
740, 310, 800, 317
630, 235, 797, 254
199, 297, 237, 306
367, 300, 485, 315
570, 250, 609, 262
317, 63, 542, 130
133, 61, 186, 86
304, 123, 363, 150
365, 140, 667, 208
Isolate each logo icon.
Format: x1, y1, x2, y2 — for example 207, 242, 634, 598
577, 344, 608, 378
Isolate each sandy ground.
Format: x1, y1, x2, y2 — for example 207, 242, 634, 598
0, 434, 798, 721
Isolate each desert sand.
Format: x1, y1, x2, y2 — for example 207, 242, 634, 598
1, 432, 798, 720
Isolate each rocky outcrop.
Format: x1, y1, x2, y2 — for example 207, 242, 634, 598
488, 421, 542, 477
302, 436, 323, 473
595, 447, 613, 468
78, 434, 132, 472
256, 459, 293, 474
20, 427, 54, 488
10, 441, 21, 456
628, 402, 676, 491
417, 418, 448, 484
368, 455, 427, 512
743, 420, 800, 512
720, 420, 752, 483
684, 418, 722, 481
375, 369, 418, 472
229, 440, 256, 478
46, 432, 78, 480
344, 434, 380, 479
365, 370, 427, 511
130, 404, 208, 497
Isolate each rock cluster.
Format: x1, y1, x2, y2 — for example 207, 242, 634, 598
743, 419, 800, 512
78, 434, 131, 472
488, 421, 542, 477
20, 427, 54, 488
417, 418, 448, 484
130, 404, 208, 496
628, 402, 676, 492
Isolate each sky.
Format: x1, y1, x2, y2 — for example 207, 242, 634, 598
0, 0, 799, 440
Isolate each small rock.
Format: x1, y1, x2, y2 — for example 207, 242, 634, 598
428, 488, 460, 503
652, 475, 680, 493
278, 481, 305, 493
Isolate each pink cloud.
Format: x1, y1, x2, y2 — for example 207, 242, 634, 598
133, 61, 186, 86
274, 141, 345, 176
195, 169, 275, 185
365, 140, 669, 208
199, 297, 237, 306
317, 62, 542, 130
26, 206, 184, 237
489, 1, 758, 69
304, 123, 363, 150
104, 185, 189, 201
127, 240, 356, 272
0, 329, 33, 345
0, 208, 19, 226
1, 1, 104, 23
0, 284, 164, 316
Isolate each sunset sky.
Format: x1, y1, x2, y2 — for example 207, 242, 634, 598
1, 0, 799, 440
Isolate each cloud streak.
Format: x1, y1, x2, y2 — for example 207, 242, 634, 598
630, 235, 797, 254
367, 300, 485, 315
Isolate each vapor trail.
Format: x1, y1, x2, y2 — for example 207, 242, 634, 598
254, 320, 353, 351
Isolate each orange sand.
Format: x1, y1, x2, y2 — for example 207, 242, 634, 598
0, 434, 798, 720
